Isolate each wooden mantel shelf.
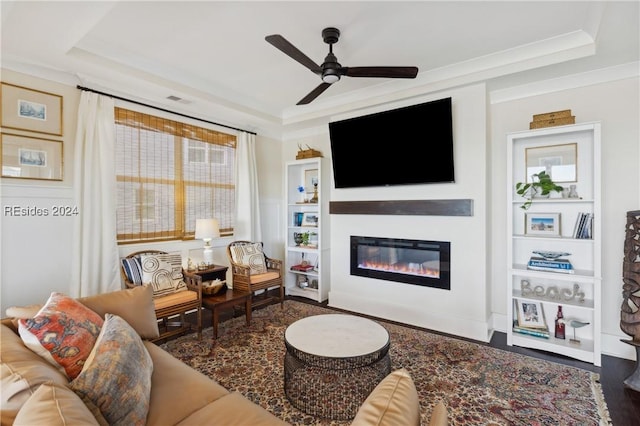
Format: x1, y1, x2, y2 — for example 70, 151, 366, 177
329, 199, 473, 216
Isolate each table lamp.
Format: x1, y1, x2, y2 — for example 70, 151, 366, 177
195, 218, 220, 266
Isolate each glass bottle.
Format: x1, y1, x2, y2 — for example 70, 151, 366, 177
555, 305, 566, 339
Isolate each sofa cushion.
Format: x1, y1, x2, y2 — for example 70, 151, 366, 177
79, 285, 159, 340
143, 342, 230, 425
230, 242, 267, 274
70, 313, 152, 426
140, 253, 187, 297
175, 392, 289, 426
429, 401, 449, 426
13, 381, 103, 426
1, 324, 69, 426
351, 368, 421, 426
5, 304, 41, 319
18, 292, 104, 380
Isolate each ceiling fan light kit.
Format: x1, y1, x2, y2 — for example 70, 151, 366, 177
266, 27, 419, 105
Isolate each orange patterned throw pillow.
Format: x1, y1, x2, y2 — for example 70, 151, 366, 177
18, 292, 104, 380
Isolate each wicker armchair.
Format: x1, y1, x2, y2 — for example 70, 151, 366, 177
120, 250, 202, 341
226, 240, 284, 311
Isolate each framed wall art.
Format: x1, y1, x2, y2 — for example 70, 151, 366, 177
525, 212, 561, 237
1, 83, 63, 136
1, 133, 63, 181
525, 143, 577, 183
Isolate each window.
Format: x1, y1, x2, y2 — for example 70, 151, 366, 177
115, 108, 236, 243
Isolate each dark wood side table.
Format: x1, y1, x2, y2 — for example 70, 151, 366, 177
202, 289, 251, 339
183, 266, 251, 339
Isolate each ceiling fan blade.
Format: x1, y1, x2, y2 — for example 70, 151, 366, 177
297, 82, 332, 105
343, 66, 419, 79
265, 34, 322, 74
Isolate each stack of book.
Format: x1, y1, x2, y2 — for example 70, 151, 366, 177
527, 256, 574, 274
513, 300, 550, 338
572, 212, 593, 239
513, 320, 550, 338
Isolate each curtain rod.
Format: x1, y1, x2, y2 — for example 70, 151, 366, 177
76, 85, 257, 135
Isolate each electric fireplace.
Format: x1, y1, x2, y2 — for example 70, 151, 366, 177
350, 236, 450, 290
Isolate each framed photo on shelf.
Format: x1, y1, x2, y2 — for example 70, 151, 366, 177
301, 212, 318, 227
1, 133, 63, 181
304, 168, 318, 195
515, 299, 547, 329
1, 83, 63, 136
525, 143, 577, 183
525, 212, 561, 237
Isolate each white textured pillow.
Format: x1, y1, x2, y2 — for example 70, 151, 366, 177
139, 253, 186, 297
230, 243, 267, 275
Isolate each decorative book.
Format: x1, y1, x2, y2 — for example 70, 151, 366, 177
527, 256, 574, 274
290, 263, 315, 272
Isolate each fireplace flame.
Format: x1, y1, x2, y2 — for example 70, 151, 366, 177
358, 261, 439, 278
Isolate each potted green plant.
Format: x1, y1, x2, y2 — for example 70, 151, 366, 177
515, 171, 564, 210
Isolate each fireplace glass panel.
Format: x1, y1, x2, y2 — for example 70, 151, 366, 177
351, 236, 450, 290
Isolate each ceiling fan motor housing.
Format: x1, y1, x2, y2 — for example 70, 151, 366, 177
322, 27, 340, 45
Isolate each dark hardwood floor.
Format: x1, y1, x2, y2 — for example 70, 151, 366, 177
180, 294, 640, 425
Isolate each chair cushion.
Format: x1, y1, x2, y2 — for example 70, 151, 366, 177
18, 292, 104, 380
351, 368, 421, 426
70, 314, 152, 426
121, 257, 143, 285
230, 242, 267, 274
153, 290, 198, 311
139, 253, 187, 297
79, 285, 159, 340
248, 271, 281, 284
13, 382, 103, 426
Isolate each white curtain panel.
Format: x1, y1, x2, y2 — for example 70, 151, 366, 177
70, 91, 120, 297
234, 132, 262, 241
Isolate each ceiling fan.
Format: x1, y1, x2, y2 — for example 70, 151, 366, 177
265, 27, 419, 105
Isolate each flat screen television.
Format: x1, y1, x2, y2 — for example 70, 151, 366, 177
329, 97, 454, 188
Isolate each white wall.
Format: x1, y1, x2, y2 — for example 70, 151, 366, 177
327, 85, 491, 342
490, 74, 640, 360
1, 70, 79, 310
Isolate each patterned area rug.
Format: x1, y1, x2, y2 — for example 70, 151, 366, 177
160, 300, 611, 425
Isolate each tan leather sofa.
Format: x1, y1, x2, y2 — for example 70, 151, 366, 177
1, 286, 447, 426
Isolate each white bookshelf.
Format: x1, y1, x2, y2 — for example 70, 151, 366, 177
506, 122, 601, 366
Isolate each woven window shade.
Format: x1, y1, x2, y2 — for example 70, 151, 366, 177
115, 108, 236, 243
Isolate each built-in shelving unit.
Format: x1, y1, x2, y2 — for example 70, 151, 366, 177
506, 122, 601, 366
284, 158, 330, 302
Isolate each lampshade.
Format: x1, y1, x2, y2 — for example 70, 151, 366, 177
195, 219, 220, 240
